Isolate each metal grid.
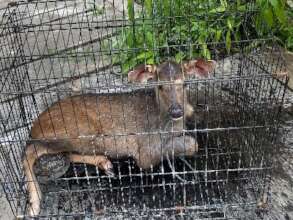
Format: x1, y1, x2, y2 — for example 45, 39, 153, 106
0, 0, 289, 219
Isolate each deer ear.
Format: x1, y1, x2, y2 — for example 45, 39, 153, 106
183, 59, 216, 78
128, 64, 157, 83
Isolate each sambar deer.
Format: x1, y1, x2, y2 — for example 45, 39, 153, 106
23, 59, 216, 216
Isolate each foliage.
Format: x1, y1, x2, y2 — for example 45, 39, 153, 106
90, 1, 105, 16
101, 0, 288, 73
275, 3, 293, 51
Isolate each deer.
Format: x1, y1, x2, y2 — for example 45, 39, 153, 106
22, 59, 216, 217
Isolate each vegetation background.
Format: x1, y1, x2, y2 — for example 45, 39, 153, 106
98, 0, 293, 73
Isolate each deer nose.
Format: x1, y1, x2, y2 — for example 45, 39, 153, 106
169, 104, 183, 119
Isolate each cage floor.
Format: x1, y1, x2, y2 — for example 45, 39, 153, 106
0, 1, 289, 219
15, 155, 266, 219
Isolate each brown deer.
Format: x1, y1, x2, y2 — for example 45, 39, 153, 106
22, 59, 216, 216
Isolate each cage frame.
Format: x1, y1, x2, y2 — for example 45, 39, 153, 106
0, 0, 289, 219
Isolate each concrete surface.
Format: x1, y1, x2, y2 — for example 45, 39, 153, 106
284, 51, 293, 90
0, 0, 292, 219
0, 0, 19, 216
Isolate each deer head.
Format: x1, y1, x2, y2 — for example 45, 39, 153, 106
128, 59, 216, 121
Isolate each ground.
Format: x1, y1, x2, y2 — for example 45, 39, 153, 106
0, 0, 292, 219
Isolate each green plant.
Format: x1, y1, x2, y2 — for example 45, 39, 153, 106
275, 3, 293, 51
102, 0, 287, 73
279, 23, 293, 51
255, 0, 286, 29
90, 1, 105, 16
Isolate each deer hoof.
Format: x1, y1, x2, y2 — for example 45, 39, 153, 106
99, 159, 115, 177
105, 168, 115, 177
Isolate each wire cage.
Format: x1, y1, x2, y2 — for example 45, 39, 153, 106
0, 0, 289, 219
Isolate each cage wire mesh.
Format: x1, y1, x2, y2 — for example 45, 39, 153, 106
0, 0, 289, 219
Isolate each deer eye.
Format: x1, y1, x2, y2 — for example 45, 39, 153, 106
158, 85, 163, 90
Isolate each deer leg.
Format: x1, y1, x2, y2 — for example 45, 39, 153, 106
69, 154, 114, 176
23, 143, 61, 217
23, 144, 113, 217
165, 135, 198, 157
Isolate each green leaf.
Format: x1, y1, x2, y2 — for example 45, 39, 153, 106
220, 0, 228, 8
235, 20, 243, 28
209, 5, 226, 13
227, 18, 233, 30
226, 30, 231, 53
174, 0, 182, 16
147, 57, 155, 64
198, 31, 208, 44
126, 31, 135, 48
122, 57, 138, 73
162, 0, 170, 16
145, 0, 153, 16
201, 43, 211, 59
175, 51, 186, 63
256, 0, 266, 7
234, 28, 241, 42
275, 7, 286, 25
127, 0, 134, 22
215, 30, 222, 42
145, 31, 154, 46
236, 0, 241, 7
135, 31, 145, 45
237, 5, 246, 11
136, 51, 153, 60
262, 7, 274, 28
269, 0, 286, 25
191, 21, 200, 32
269, 0, 278, 8
111, 38, 119, 48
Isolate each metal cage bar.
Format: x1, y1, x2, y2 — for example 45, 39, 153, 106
0, 0, 288, 219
